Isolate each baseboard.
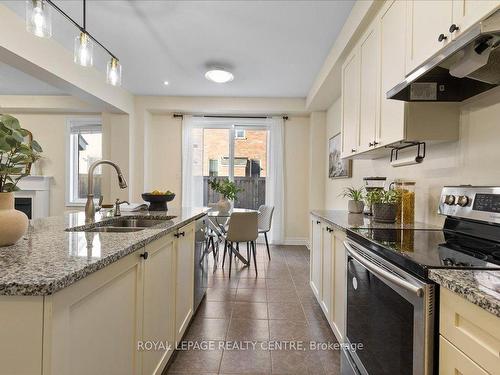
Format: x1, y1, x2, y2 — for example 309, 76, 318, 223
279, 237, 309, 246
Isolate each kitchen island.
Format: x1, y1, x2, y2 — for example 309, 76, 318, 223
0, 208, 207, 375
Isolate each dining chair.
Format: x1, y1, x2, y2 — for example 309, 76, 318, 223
222, 211, 258, 277
257, 205, 274, 260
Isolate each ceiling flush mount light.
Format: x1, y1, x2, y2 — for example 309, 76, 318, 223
163, 81, 169, 86
106, 57, 122, 86
26, 0, 52, 38
27, 0, 122, 86
74, 32, 93, 67
205, 68, 234, 83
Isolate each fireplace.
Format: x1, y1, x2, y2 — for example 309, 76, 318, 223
14, 176, 52, 219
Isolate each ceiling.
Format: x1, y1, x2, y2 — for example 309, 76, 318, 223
1, 0, 354, 97
0, 62, 66, 95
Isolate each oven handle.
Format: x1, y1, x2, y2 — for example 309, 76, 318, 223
344, 240, 424, 298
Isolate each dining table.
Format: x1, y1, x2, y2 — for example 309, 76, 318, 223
206, 207, 257, 265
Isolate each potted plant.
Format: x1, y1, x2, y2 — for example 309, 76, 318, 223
208, 178, 243, 213
0, 114, 43, 246
340, 186, 365, 214
366, 189, 401, 223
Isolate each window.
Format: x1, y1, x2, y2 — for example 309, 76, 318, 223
66, 118, 102, 205
208, 159, 218, 176
235, 129, 246, 139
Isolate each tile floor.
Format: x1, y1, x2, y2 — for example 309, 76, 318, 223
164, 243, 340, 375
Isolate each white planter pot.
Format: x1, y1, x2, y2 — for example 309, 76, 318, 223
0, 192, 28, 247
348, 200, 364, 214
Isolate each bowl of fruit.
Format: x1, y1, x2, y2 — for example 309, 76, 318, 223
141, 190, 175, 211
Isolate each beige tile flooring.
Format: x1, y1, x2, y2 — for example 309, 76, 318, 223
164, 244, 340, 375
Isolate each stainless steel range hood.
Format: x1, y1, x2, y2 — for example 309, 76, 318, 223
388, 10, 500, 102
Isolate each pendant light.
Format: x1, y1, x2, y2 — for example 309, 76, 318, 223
25, 0, 52, 38
106, 57, 122, 86
74, 32, 94, 67
26, 0, 122, 85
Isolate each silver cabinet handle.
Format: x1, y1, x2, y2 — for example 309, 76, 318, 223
344, 240, 424, 297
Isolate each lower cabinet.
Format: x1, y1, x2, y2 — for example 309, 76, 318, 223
142, 233, 176, 375
309, 216, 346, 342
439, 336, 489, 375
0, 221, 199, 375
47, 249, 144, 375
174, 222, 195, 344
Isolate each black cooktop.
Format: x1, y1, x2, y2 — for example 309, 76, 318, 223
347, 226, 500, 280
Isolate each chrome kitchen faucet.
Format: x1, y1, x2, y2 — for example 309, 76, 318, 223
85, 160, 128, 222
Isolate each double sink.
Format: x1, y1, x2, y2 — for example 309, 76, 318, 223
72, 216, 177, 233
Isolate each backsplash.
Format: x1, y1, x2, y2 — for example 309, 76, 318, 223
325, 91, 500, 226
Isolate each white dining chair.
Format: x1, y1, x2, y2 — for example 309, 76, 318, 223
257, 205, 274, 260
222, 211, 258, 277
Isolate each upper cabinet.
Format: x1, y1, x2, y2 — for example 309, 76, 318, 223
379, 0, 407, 147
452, 0, 500, 39
341, 0, 500, 160
406, 1, 453, 74
406, 0, 500, 74
341, 49, 360, 158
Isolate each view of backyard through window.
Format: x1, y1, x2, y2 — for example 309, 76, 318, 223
201, 128, 268, 209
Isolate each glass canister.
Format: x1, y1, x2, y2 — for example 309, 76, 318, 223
393, 179, 416, 224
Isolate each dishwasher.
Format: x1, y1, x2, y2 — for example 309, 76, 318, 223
193, 216, 208, 311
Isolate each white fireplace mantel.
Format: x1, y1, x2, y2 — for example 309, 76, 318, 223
15, 176, 52, 219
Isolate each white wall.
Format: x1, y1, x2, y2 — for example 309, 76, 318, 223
143, 112, 311, 242
10, 112, 129, 216
324, 93, 500, 226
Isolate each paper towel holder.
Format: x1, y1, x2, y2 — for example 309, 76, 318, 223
389, 141, 426, 167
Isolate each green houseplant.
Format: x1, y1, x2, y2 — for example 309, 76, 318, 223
340, 186, 365, 214
366, 189, 401, 223
0, 114, 43, 246
208, 178, 243, 213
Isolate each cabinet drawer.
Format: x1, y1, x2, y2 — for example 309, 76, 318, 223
439, 336, 489, 375
440, 288, 500, 375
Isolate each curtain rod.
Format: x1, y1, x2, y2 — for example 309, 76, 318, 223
172, 114, 288, 120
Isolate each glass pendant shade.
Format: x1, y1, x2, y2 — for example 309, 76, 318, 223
74, 32, 94, 67
106, 58, 122, 86
26, 0, 52, 38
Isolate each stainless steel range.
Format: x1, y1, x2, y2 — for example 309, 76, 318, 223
341, 186, 500, 375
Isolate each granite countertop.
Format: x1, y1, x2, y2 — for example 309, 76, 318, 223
429, 269, 500, 318
310, 209, 442, 231
0, 207, 207, 296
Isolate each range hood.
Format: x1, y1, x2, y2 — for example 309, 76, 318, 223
388, 10, 500, 102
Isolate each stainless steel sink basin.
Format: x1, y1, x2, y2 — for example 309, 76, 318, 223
108, 217, 176, 228
86, 227, 145, 233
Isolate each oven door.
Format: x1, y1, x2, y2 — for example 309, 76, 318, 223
342, 240, 435, 375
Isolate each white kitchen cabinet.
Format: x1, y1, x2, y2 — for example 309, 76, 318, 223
332, 229, 346, 341
319, 223, 333, 320
309, 216, 347, 343
142, 234, 176, 375
378, 0, 407, 147
358, 20, 381, 154
439, 336, 489, 375
310, 216, 323, 298
174, 222, 195, 344
341, 48, 361, 158
406, 0, 453, 74
452, 0, 500, 39
47, 250, 144, 375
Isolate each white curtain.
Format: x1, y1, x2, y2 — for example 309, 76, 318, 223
266, 117, 285, 244
181, 115, 204, 208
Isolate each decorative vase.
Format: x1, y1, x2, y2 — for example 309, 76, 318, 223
217, 197, 232, 214
0, 192, 29, 246
348, 200, 364, 214
373, 203, 398, 223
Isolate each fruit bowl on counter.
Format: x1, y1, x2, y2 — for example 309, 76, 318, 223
141, 190, 175, 211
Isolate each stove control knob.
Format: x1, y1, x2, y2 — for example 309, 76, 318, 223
457, 195, 470, 207
444, 195, 456, 205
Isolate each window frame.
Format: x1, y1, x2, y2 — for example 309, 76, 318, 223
65, 117, 103, 206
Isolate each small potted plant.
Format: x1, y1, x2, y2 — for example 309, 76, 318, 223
0, 114, 43, 246
208, 178, 243, 213
366, 189, 401, 223
340, 187, 365, 214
